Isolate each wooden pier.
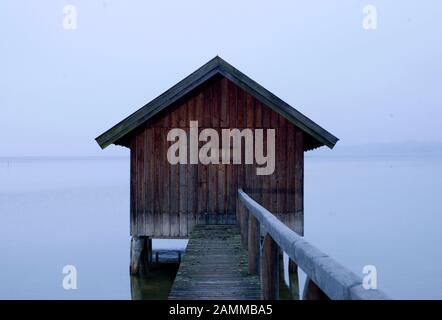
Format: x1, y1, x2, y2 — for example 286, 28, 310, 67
95, 57, 390, 300
167, 189, 390, 300
169, 225, 261, 300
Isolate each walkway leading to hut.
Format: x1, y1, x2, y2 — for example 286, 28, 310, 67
168, 225, 261, 300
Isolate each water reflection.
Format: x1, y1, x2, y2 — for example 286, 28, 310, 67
129, 248, 299, 300
4, 156, 441, 298
130, 263, 179, 300
131, 261, 300, 300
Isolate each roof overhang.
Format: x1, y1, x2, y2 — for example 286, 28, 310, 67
95, 56, 339, 150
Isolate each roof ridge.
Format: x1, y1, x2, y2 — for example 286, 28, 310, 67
95, 56, 338, 150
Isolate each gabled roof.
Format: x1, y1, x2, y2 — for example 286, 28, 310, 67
95, 56, 339, 150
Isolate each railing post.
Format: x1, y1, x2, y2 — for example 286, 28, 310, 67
288, 260, 300, 300
302, 278, 329, 300
236, 197, 241, 229
241, 205, 249, 249
261, 233, 279, 300
236, 198, 249, 249
238, 188, 390, 300
248, 215, 260, 275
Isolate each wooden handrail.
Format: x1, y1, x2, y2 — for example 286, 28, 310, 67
237, 188, 390, 300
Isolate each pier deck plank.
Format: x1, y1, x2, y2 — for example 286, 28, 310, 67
168, 225, 261, 300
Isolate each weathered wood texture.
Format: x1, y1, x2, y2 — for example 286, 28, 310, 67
261, 234, 279, 300
289, 260, 300, 300
248, 215, 260, 275
238, 189, 391, 300
130, 75, 304, 238
130, 236, 152, 276
303, 278, 330, 300
168, 225, 261, 300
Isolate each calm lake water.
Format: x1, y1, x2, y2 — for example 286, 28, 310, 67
0, 154, 441, 299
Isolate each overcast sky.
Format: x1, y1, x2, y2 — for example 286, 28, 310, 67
1, 0, 441, 157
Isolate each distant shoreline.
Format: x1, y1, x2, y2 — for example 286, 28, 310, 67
0, 156, 130, 162
1, 142, 442, 162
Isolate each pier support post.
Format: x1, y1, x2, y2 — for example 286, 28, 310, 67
130, 274, 143, 300
248, 215, 260, 275
130, 236, 145, 275
146, 237, 152, 264
130, 236, 152, 275
261, 234, 279, 300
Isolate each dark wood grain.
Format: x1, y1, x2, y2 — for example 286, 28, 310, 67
129, 76, 304, 238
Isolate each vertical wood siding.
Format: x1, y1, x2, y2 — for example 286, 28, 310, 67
130, 76, 304, 238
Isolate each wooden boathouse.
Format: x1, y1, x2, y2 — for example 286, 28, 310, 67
95, 57, 389, 299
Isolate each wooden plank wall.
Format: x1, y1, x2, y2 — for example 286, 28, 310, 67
130, 76, 304, 238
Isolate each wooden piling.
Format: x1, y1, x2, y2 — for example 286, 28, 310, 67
146, 237, 152, 264
261, 233, 279, 300
302, 278, 329, 300
248, 215, 260, 275
288, 259, 300, 299
288, 259, 297, 273
130, 236, 146, 275
130, 236, 152, 275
